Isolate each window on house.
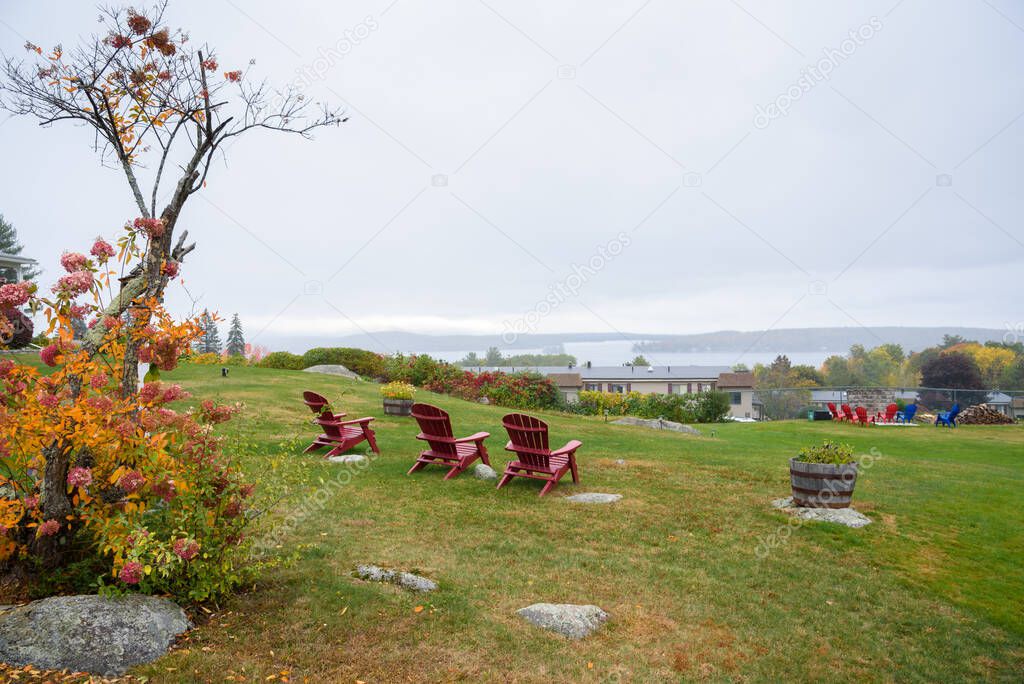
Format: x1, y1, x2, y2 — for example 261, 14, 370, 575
608, 383, 626, 393
730, 391, 742, 405
584, 383, 602, 392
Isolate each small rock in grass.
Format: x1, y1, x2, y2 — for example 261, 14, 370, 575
565, 492, 622, 504
473, 464, 498, 480
614, 459, 626, 466
328, 454, 368, 465
771, 496, 872, 528
516, 603, 608, 639
355, 564, 437, 592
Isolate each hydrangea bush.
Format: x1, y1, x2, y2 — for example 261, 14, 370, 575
0, 222, 255, 602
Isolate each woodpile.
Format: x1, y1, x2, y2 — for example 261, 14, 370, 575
957, 405, 1015, 425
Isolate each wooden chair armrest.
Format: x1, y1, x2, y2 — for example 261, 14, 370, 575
338, 416, 375, 426
320, 416, 374, 426
551, 439, 582, 457
454, 431, 490, 443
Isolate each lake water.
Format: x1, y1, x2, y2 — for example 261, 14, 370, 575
426, 340, 832, 368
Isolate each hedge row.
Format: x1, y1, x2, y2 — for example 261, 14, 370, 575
569, 389, 731, 423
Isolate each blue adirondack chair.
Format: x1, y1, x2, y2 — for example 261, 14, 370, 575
896, 404, 917, 423
935, 403, 960, 427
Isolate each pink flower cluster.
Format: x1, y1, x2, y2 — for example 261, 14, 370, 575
152, 477, 177, 503
52, 270, 94, 298
117, 470, 146, 494
90, 238, 116, 261
172, 538, 200, 561
0, 282, 32, 309
38, 519, 61, 537
67, 466, 93, 488
60, 251, 89, 273
37, 391, 59, 409
39, 344, 60, 367
161, 260, 179, 278
89, 372, 108, 390
119, 561, 143, 584
133, 217, 165, 239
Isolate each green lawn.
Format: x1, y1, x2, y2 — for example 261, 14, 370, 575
129, 363, 1023, 682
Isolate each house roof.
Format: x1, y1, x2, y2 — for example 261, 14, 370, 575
0, 253, 37, 267
466, 365, 731, 381
716, 372, 755, 388
547, 373, 582, 387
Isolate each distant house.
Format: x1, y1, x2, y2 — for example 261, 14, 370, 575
984, 392, 1013, 417
716, 372, 759, 420
474, 364, 759, 419
1013, 396, 1024, 421
0, 253, 37, 283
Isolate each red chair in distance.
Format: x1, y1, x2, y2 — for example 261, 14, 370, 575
876, 403, 898, 423
853, 406, 875, 426
497, 413, 581, 497
827, 402, 843, 421
407, 403, 490, 480
841, 404, 856, 422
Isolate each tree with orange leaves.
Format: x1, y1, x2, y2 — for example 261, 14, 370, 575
0, 2, 338, 588
1, 1, 343, 396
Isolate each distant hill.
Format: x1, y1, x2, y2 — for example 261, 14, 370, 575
256, 327, 1008, 356
634, 327, 1008, 354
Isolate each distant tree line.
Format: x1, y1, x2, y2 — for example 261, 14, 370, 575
753, 334, 1024, 391
457, 346, 576, 368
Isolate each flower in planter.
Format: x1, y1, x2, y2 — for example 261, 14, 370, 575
380, 382, 416, 400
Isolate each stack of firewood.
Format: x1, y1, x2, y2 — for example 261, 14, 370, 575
956, 405, 1015, 425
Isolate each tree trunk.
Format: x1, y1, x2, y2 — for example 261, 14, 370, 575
30, 443, 74, 568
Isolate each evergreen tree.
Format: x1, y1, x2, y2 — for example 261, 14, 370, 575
194, 310, 223, 355
0, 214, 40, 282
225, 314, 246, 357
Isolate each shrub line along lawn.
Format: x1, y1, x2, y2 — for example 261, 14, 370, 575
121, 364, 1023, 682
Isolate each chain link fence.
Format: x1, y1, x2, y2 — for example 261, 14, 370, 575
754, 387, 1024, 421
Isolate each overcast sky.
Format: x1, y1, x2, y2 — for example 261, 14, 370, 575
2, 0, 1022, 347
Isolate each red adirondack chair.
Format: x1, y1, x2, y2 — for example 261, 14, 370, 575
315, 415, 380, 456
876, 403, 898, 423
497, 413, 581, 497
302, 391, 348, 454
827, 402, 843, 421
407, 403, 490, 480
841, 404, 856, 422
301, 391, 378, 456
853, 406, 874, 426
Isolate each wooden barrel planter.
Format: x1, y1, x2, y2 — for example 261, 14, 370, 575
383, 398, 413, 416
789, 458, 858, 508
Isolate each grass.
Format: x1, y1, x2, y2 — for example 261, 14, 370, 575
108, 364, 1024, 682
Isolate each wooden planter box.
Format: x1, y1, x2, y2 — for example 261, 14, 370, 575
789, 458, 858, 508
383, 398, 413, 416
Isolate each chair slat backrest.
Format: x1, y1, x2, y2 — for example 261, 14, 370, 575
827, 402, 839, 418
883, 403, 898, 421
949, 403, 960, 421
841, 404, 854, 419
903, 404, 917, 421
503, 413, 550, 469
855, 406, 869, 422
411, 403, 457, 457
303, 391, 332, 418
